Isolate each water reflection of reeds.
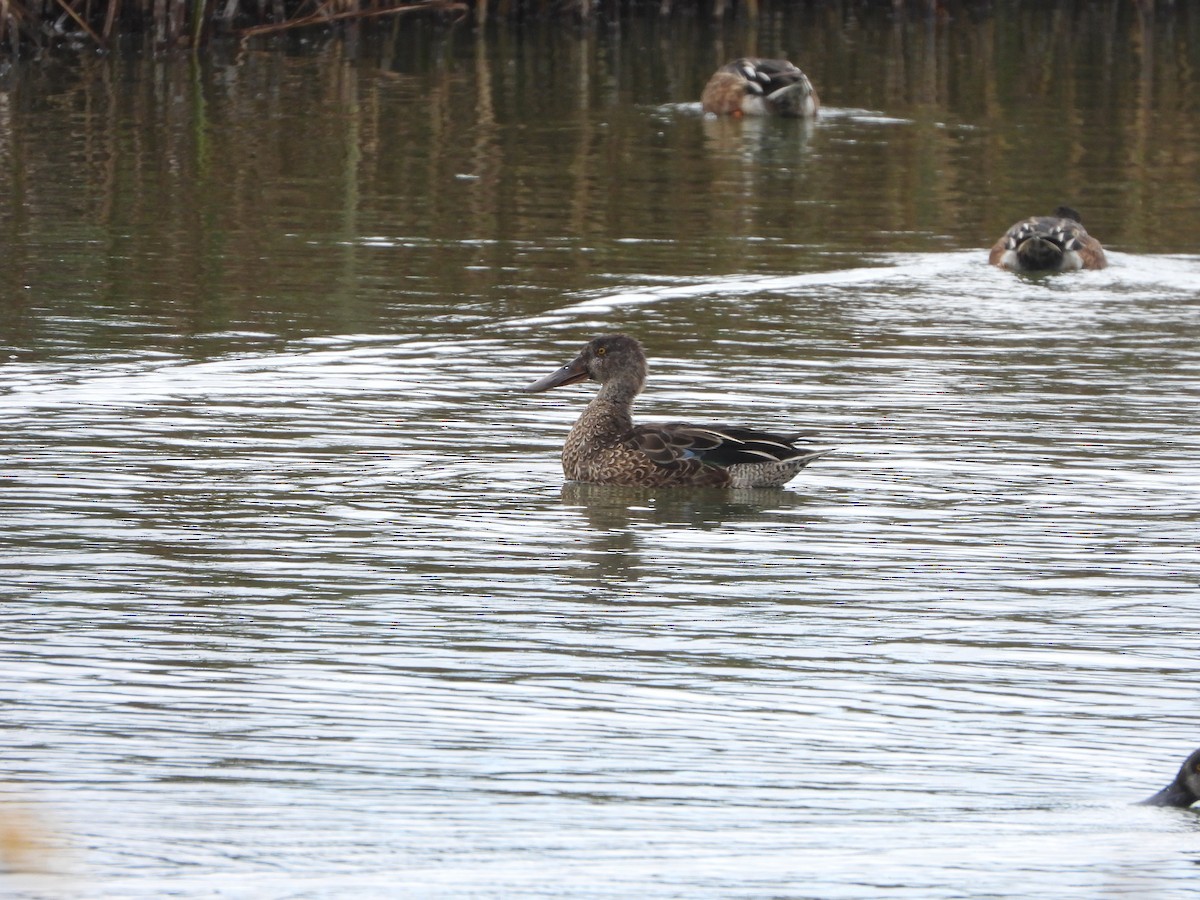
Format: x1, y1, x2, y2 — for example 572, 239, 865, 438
1, 3, 1197, 354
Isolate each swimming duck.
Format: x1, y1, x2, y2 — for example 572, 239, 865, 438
1140, 748, 1200, 808
701, 58, 820, 118
522, 334, 831, 488
988, 206, 1107, 272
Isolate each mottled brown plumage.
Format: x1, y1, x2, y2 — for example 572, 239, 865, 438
988, 206, 1107, 272
522, 334, 831, 488
701, 58, 820, 118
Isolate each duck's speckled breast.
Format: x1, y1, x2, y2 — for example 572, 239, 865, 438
562, 400, 728, 488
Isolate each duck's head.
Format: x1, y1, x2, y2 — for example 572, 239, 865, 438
523, 334, 647, 393
1015, 236, 1066, 270
1141, 748, 1200, 808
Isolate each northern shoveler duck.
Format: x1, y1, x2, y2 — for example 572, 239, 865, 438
988, 206, 1107, 272
522, 334, 832, 488
1140, 748, 1200, 808
701, 58, 820, 118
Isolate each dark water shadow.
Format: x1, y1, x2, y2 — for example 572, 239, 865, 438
560, 480, 819, 531
557, 480, 825, 588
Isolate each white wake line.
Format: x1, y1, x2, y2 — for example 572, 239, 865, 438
502, 250, 1200, 330
501, 253, 977, 328
0, 336, 509, 413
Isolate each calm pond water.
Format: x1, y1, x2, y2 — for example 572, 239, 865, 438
3, 4, 1200, 898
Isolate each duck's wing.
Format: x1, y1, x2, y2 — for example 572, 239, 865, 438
1045, 217, 1106, 267
729, 58, 806, 93
624, 423, 820, 468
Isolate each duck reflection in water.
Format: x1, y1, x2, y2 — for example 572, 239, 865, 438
558, 482, 823, 587
522, 334, 832, 489
701, 111, 816, 161
1141, 748, 1200, 808
561, 481, 818, 530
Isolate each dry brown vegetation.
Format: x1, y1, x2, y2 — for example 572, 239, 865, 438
0, 1, 1124, 57
0, 0, 470, 52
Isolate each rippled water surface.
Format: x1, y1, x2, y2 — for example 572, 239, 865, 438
3, 5, 1200, 898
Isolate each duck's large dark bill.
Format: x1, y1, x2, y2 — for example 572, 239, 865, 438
523, 360, 588, 393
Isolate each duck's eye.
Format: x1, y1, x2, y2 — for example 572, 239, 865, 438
595, 347, 606, 356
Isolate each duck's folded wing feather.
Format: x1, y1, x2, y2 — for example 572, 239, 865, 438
739, 58, 802, 90
624, 423, 810, 467
624, 424, 724, 465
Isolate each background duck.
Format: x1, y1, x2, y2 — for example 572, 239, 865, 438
522, 334, 831, 488
1140, 748, 1200, 808
988, 206, 1108, 272
701, 58, 820, 118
